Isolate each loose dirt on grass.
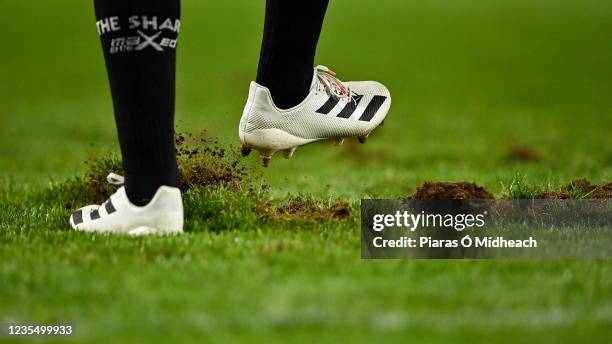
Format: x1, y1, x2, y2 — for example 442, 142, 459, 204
61, 132, 354, 224
536, 178, 612, 199
56, 130, 610, 222
59, 131, 253, 208
175, 132, 249, 191
260, 197, 353, 222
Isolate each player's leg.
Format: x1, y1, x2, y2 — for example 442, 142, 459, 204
96, 0, 181, 205
255, 0, 330, 109
69, 0, 183, 235
239, 0, 391, 166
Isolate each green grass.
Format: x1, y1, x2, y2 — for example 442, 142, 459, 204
1, 0, 611, 342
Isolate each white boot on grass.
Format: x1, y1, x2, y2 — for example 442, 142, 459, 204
69, 173, 183, 236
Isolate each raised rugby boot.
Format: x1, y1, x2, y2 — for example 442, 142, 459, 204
239, 65, 391, 166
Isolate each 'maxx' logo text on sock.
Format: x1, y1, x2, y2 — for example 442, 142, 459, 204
96, 16, 180, 54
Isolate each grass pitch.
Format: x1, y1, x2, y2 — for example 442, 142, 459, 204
1, 0, 611, 342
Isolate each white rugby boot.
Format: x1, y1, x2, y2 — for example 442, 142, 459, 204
239, 65, 391, 166
69, 173, 183, 236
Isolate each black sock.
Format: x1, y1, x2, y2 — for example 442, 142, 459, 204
94, 0, 181, 205
256, 0, 329, 109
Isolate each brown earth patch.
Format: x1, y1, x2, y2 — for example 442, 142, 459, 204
409, 181, 495, 200
261, 197, 353, 222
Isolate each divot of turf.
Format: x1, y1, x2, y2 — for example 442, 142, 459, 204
405, 182, 494, 220
409, 181, 495, 199
260, 196, 353, 223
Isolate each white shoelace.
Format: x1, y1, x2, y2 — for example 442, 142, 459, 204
107, 173, 125, 186
315, 65, 353, 102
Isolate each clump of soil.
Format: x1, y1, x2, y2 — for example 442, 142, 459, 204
176, 132, 249, 191
506, 146, 540, 162
60, 131, 253, 208
262, 197, 353, 222
409, 181, 495, 200
406, 181, 494, 217
535, 178, 612, 199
